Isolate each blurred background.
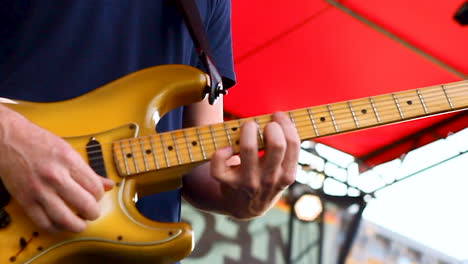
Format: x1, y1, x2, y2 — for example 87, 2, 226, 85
184, 0, 468, 263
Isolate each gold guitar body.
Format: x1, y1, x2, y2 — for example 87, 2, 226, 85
1, 63, 467, 263
0, 65, 208, 264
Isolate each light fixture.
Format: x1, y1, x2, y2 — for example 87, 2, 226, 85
293, 194, 323, 222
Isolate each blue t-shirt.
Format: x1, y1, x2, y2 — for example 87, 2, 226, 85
0, 0, 235, 251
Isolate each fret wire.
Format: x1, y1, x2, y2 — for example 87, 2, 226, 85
110, 95, 468, 168
88, 156, 106, 162
326, 105, 340, 132
224, 123, 233, 146
184, 130, 194, 162
209, 125, 218, 150
369, 97, 382, 124
105, 90, 468, 177
391, 94, 405, 119
119, 140, 130, 175
106, 86, 468, 162
114, 92, 468, 157
139, 138, 150, 171
108, 84, 468, 154
254, 117, 264, 147
160, 134, 171, 167
347, 101, 360, 128
416, 89, 429, 114
196, 127, 207, 160
129, 139, 140, 173
113, 87, 468, 153
441, 85, 454, 109
171, 132, 182, 165
288, 112, 297, 127
307, 108, 320, 136
238, 119, 243, 145
149, 135, 160, 169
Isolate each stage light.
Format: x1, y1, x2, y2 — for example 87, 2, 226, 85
293, 194, 323, 222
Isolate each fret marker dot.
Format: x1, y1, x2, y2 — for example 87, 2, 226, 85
406, 100, 413, 105
126, 153, 133, 158
235, 140, 240, 145
191, 141, 197, 146
145, 149, 152, 154
168, 146, 173, 151
361, 109, 367, 114
231, 127, 238, 131
320, 117, 326, 122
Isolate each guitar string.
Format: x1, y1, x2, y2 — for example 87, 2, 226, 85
86, 99, 468, 170
90, 115, 468, 173
73, 86, 468, 158
83, 90, 468, 168
80, 84, 468, 152
80, 86, 468, 154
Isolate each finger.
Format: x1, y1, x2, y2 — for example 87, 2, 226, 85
273, 112, 300, 187
22, 201, 59, 233
239, 121, 260, 195
57, 177, 102, 221
260, 121, 286, 176
69, 161, 105, 201
258, 121, 286, 202
100, 177, 114, 192
37, 189, 87, 233
226, 155, 241, 167
211, 147, 239, 186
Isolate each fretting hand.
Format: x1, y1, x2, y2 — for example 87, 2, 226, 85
210, 112, 300, 218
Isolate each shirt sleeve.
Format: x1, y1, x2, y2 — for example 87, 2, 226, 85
194, 0, 236, 90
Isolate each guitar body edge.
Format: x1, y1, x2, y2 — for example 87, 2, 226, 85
0, 65, 207, 263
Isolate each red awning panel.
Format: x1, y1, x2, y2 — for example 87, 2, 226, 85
225, 0, 467, 169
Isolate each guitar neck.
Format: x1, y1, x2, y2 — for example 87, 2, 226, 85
113, 81, 468, 176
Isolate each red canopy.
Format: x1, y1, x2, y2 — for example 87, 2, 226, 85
224, 0, 468, 170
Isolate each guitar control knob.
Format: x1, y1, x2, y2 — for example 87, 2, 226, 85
0, 208, 11, 228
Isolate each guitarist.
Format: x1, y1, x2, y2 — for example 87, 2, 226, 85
0, 1, 300, 262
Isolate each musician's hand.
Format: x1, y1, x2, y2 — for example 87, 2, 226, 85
210, 112, 300, 219
0, 108, 113, 233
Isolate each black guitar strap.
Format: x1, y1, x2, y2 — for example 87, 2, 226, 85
176, 0, 226, 104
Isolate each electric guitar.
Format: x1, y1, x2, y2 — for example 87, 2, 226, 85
0, 65, 467, 263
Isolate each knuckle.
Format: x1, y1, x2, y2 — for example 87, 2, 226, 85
279, 173, 296, 187
286, 131, 300, 144
242, 180, 259, 195
54, 213, 78, 232
89, 178, 105, 199
241, 143, 257, 155
40, 222, 57, 233
60, 147, 79, 164
261, 177, 276, 190
268, 139, 285, 151
28, 179, 43, 194
81, 200, 100, 220
39, 166, 65, 186
54, 220, 71, 232
42, 170, 65, 186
